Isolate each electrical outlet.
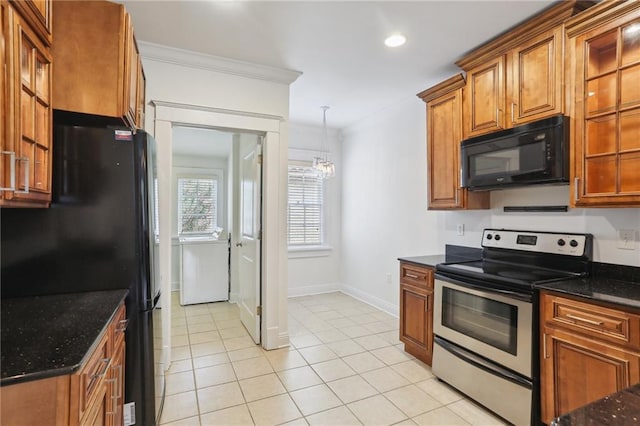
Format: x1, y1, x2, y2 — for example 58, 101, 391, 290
456, 224, 464, 236
386, 273, 392, 284
618, 229, 636, 250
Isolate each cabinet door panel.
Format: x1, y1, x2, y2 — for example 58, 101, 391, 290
511, 28, 562, 125
419, 75, 489, 210
4, 9, 51, 205
401, 287, 428, 347
429, 92, 460, 208
465, 56, 505, 137
570, 6, 640, 206
541, 327, 640, 423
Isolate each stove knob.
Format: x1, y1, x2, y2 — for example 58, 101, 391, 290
570, 239, 579, 247
486, 234, 493, 240
557, 239, 566, 246
494, 234, 501, 241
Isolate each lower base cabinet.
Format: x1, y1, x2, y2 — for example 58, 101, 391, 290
0, 302, 126, 426
399, 262, 434, 365
540, 291, 640, 424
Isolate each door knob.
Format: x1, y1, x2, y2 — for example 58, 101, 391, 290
236, 242, 243, 247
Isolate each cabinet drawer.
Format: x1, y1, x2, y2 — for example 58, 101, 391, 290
111, 303, 127, 351
400, 263, 433, 290
545, 294, 640, 346
79, 331, 110, 419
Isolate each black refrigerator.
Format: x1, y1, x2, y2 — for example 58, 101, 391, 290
1, 125, 164, 426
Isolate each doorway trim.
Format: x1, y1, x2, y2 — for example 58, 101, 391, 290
152, 100, 289, 351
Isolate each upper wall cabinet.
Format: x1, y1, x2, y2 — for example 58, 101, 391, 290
1, 0, 53, 208
52, 0, 145, 130
566, 1, 640, 207
418, 75, 490, 210
457, 1, 592, 139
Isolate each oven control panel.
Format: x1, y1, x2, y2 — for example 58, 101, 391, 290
482, 229, 589, 256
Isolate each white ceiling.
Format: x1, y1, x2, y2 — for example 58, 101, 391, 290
123, 1, 555, 129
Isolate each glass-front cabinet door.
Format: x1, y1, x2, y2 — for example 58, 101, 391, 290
570, 4, 640, 207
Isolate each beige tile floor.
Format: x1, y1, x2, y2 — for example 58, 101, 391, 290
160, 292, 508, 426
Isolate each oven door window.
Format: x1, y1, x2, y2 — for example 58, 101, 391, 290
441, 287, 518, 355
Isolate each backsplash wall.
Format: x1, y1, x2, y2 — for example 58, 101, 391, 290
441, 185, 640, 267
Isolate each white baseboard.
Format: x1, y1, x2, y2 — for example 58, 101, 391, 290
340, 284, 399, 318
287, 282, 340, 298
171, 281, 180, 292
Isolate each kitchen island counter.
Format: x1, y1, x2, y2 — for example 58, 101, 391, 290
1, 289, 128, 386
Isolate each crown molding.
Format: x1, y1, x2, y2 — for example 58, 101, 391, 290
138, 40, 302, 85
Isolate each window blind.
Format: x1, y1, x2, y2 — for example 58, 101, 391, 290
178, 177, 218, 235
287, 166, 323, 245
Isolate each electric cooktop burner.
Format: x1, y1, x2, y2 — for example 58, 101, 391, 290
440, 260, 581, 286
435, 229, 593, 291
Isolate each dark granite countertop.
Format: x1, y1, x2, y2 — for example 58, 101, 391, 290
552, 383, 640, 425
537, 277, 640, 310
398, 245, 483, 269
536, 262, 640, 311
1, 289, 128, 386
398, 255, 447, 268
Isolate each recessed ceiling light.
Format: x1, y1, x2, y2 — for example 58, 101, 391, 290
385, 34, 406, 48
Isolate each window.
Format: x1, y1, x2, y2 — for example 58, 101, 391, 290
177, 177, 218, 235
287, 165, 324, 246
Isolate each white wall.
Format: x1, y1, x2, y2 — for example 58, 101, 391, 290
340, 96, 640, 316
341, 97, 443, 316
441, 186, 640, 266
287, 123, 342, 296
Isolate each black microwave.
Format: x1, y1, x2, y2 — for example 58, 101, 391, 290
460, 115, 569, 191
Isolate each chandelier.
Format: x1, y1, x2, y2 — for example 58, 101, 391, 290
313, 106, 335, 179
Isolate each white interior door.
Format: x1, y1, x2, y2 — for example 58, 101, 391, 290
238, 135, 262, 344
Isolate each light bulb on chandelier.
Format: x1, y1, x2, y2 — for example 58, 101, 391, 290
313, 106, 336, 179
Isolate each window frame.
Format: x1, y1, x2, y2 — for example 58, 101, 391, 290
174, 168, 225, 239
287, 159, 331, 255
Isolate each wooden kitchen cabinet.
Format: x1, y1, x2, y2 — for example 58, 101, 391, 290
463, 56, 506, 137
566, 1, 640, 207
457, 1, 589, 139
52, 0, 145, 130
108, 304, 126, 426
0, 0, 53, 207
418, 74, 490, 210
9, 0, 51, 46
540, 291, 640, 424
0, 302, 126, 426
399, 262, 434, 365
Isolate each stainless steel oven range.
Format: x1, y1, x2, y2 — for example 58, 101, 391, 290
433, 229, 592, 426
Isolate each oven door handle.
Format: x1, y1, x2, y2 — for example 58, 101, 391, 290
434, 336, 532, 389
434, 273, 533, 303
